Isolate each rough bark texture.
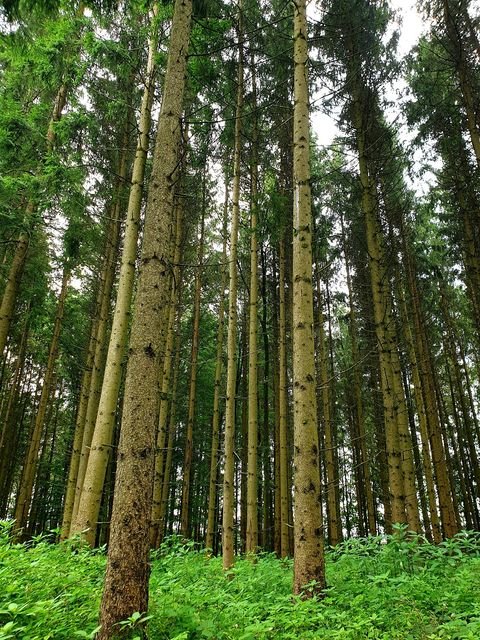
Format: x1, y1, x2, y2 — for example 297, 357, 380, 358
292, 0, 325, 596
97, 0, 191, 634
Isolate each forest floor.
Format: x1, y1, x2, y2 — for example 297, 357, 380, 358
0, 522, 479, 639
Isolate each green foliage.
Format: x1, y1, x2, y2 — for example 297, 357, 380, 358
1, 530, 480, 639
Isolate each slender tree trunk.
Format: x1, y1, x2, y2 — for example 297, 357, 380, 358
402, 238, 457, 538
71, 20, 159, 546
260, 245, 272, 550
278, 239, 290, 557
151, 201, 184, 546
0, 226, 31, 360
71, 187, 126, 533
97, 0, 192, 632
180, 196, 205, 538
0, 313, 29, 487
246, 64, 259, 554
340, 215, 376, 535
206, 178, 228, 551
158, 293, 183, 545
14, 266, 71, 535
315, 270, 341, 546
222, 0, 243, 571
0, 4, 85, 358
272, 257, 282, 555
0, 367, 37, 516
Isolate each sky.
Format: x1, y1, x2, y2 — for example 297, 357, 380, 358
310, 1, 425, 147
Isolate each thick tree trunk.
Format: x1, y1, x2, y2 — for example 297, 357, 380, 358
292, 0, 325, 596
97, 0, 192, 633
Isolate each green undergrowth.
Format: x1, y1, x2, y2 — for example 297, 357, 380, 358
0, 522, 479, 640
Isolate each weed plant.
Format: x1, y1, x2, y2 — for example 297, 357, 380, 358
0, 521, 479, 639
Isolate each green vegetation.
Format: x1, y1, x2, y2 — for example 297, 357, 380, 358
1, 523, 479, 640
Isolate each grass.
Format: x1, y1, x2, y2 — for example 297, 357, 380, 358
0, 522, 479, 639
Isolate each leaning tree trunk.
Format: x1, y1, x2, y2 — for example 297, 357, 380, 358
0, 4, 85, 359
69, 129, 129, 537
97, 0, 192, 634
291, 0, 325, 596
71, 14, 159, 547
0, 314, 29, 495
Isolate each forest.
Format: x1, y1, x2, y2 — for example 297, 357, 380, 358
0, 0, 480, 637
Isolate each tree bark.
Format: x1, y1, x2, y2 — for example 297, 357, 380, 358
97, 0, 192, 633
292, 0, 325, 595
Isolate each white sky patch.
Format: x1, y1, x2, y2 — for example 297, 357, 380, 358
310, 2, 425, 147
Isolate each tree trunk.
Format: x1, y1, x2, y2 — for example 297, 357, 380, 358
157, 304, 183, 546
278, 239, 290, 557
97, 0, 192, 633
0, 315, 29, 497
315, 270, 342, 546
151, 200, 184, 546
292, 0, 325, 595
71, 18, 159, 546
222, 0, 243, 572
246, 64, 259, 554
14, 266, 71, 535
180, 194, 205, 538
206, 175, 228, 551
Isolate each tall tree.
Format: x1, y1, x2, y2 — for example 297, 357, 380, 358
70, 7, 160, 544
291, 0, 325, 595
222, 0, 244, 572
97, 0, 192, 633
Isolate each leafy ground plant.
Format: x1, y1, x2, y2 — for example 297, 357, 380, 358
0, 523, 479, 639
